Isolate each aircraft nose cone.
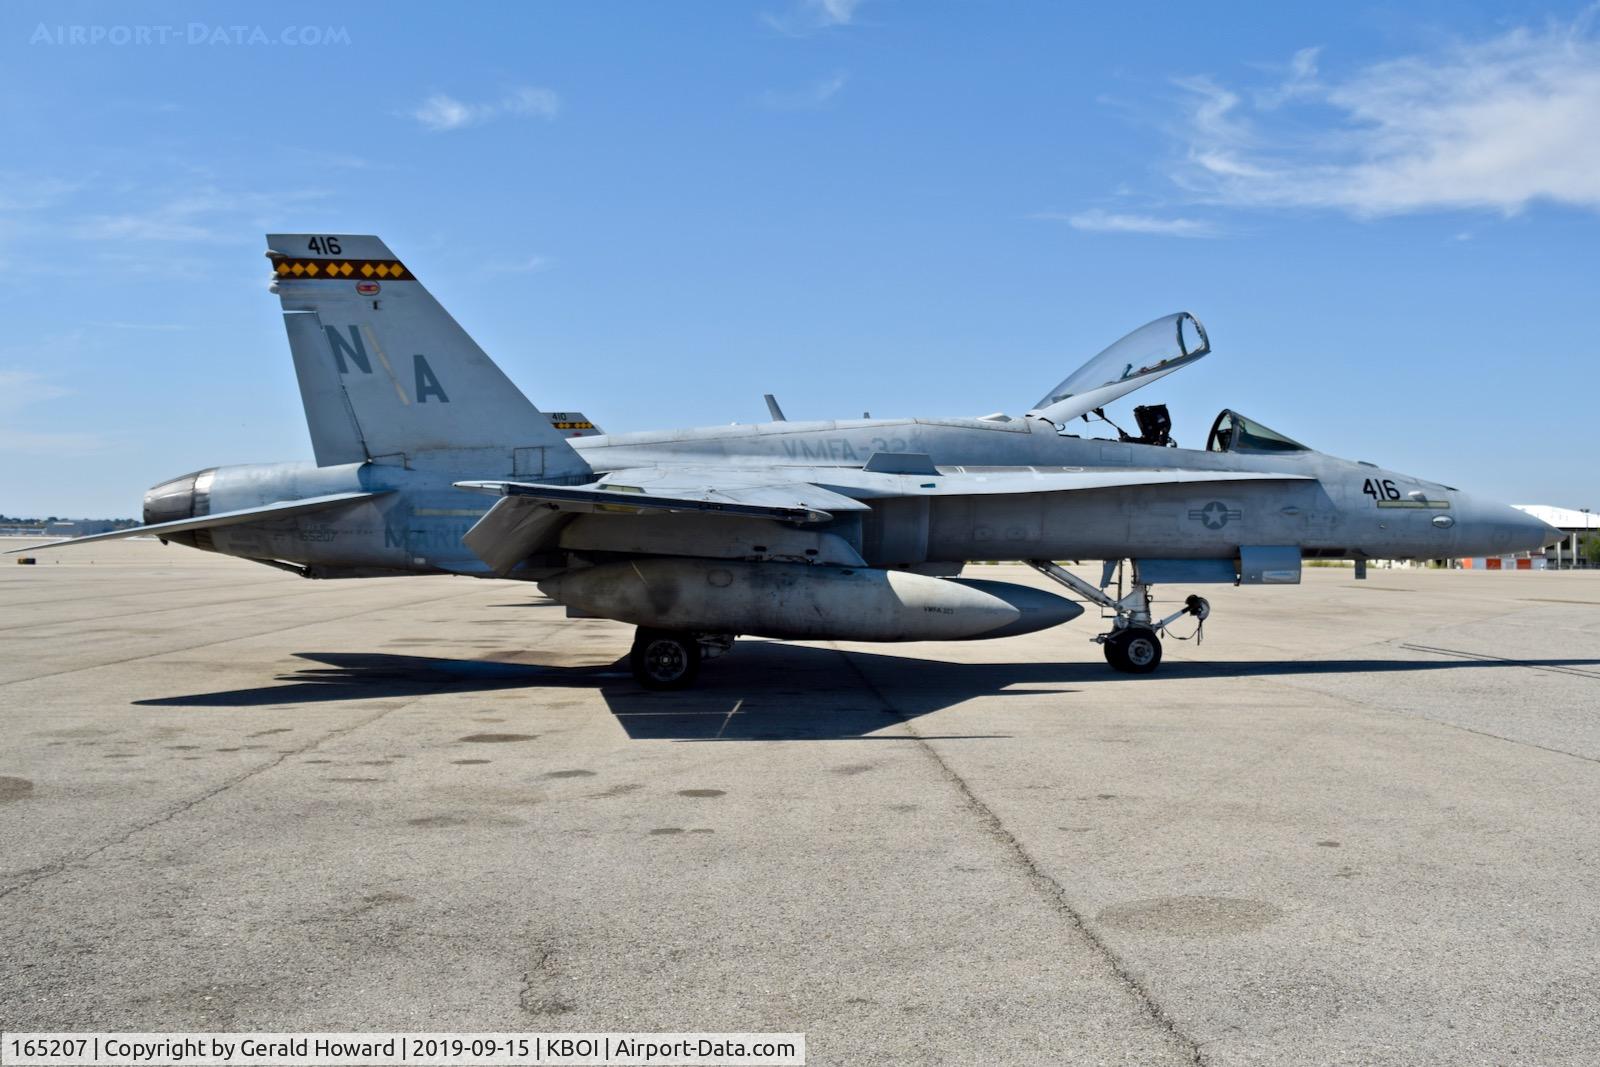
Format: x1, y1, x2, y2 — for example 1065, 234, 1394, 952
1509, 507, 1564, 553
1453, 496, 1559, 556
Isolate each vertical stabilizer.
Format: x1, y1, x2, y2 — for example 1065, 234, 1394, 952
267, 233, 590, 481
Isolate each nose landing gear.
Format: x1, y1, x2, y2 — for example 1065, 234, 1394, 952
1103, 626, 1162, 673
1026, 560, 1210, 675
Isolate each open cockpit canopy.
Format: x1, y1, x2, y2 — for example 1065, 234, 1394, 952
1027, 312, 1209, 427
1205, 409, 1309, 454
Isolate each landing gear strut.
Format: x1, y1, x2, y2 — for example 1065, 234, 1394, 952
1026, 560, 1210, 675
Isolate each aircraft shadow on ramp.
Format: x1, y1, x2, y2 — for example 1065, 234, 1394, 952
130, 645, 1004, 741
131, 644, 1600, 742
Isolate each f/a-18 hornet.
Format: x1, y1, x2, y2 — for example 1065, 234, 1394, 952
18, 234, 1559, 688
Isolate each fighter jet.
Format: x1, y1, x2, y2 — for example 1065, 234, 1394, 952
15, 234, 1559, 688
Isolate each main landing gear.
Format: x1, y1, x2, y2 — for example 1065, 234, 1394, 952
628, 629, 733, 690
1026, 560, 1209, 675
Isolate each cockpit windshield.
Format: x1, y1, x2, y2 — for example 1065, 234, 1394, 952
1028, 312, 1210, 427
1205, 409, 1309, 453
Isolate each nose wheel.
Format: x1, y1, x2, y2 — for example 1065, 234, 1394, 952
1104, 627, 1162, 673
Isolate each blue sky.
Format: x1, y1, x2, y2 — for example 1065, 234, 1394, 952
2, 1, 1597, 515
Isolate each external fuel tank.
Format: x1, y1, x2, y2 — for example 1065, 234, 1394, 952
539, 559, 1082, 642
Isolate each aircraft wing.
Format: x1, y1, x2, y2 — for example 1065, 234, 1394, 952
458, 464, 1309, 518
5, 491, 392, 553
598, 461, 1312, 501
455, 472, 870, 575
454, 463, 1314, 575
455, 473, 870, 523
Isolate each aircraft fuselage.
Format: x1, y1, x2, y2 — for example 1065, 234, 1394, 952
139, 415, 1551, 578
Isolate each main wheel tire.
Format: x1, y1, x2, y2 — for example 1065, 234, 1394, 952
629, 629, 701, 690
1105, 627, 1162, 674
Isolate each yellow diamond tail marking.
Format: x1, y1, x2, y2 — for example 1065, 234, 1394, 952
290, 262, 305, 276
275, 261, 290, 275
337, 262, 352, 276
360, 263, 374, 277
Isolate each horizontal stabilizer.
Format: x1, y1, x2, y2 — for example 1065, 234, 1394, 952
6, 491, 390, 553
545, 411, 603, 438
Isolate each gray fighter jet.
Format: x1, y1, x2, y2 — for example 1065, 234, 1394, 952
16, 234, 1559, 688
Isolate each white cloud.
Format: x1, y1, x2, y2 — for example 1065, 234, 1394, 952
1252, 46, 1322, 109
72, 215, 224, 243
413, 95, 473, 131
0, 175, 85, 213
69, 186, 330, 244
0, 369, 68, 410
0, 370, 101, 455
0, 426, 102, 454
411, 87, 560, 131
763, 0, 862, 36
1170, 17, 1600, 217
1036, 209, 1222, 238
503, 87, 560, 118
759, 71, 848, 110
483, 255, 552, 274
0, 427, 101, 454
816, 0, 860, 22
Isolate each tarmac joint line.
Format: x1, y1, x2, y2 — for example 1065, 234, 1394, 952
1230, 646, 1600, 768
833, 646, 1207, 1066
1400, 642, 1600, 681
1, 586, 490, 688
0, 704, 398, 905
